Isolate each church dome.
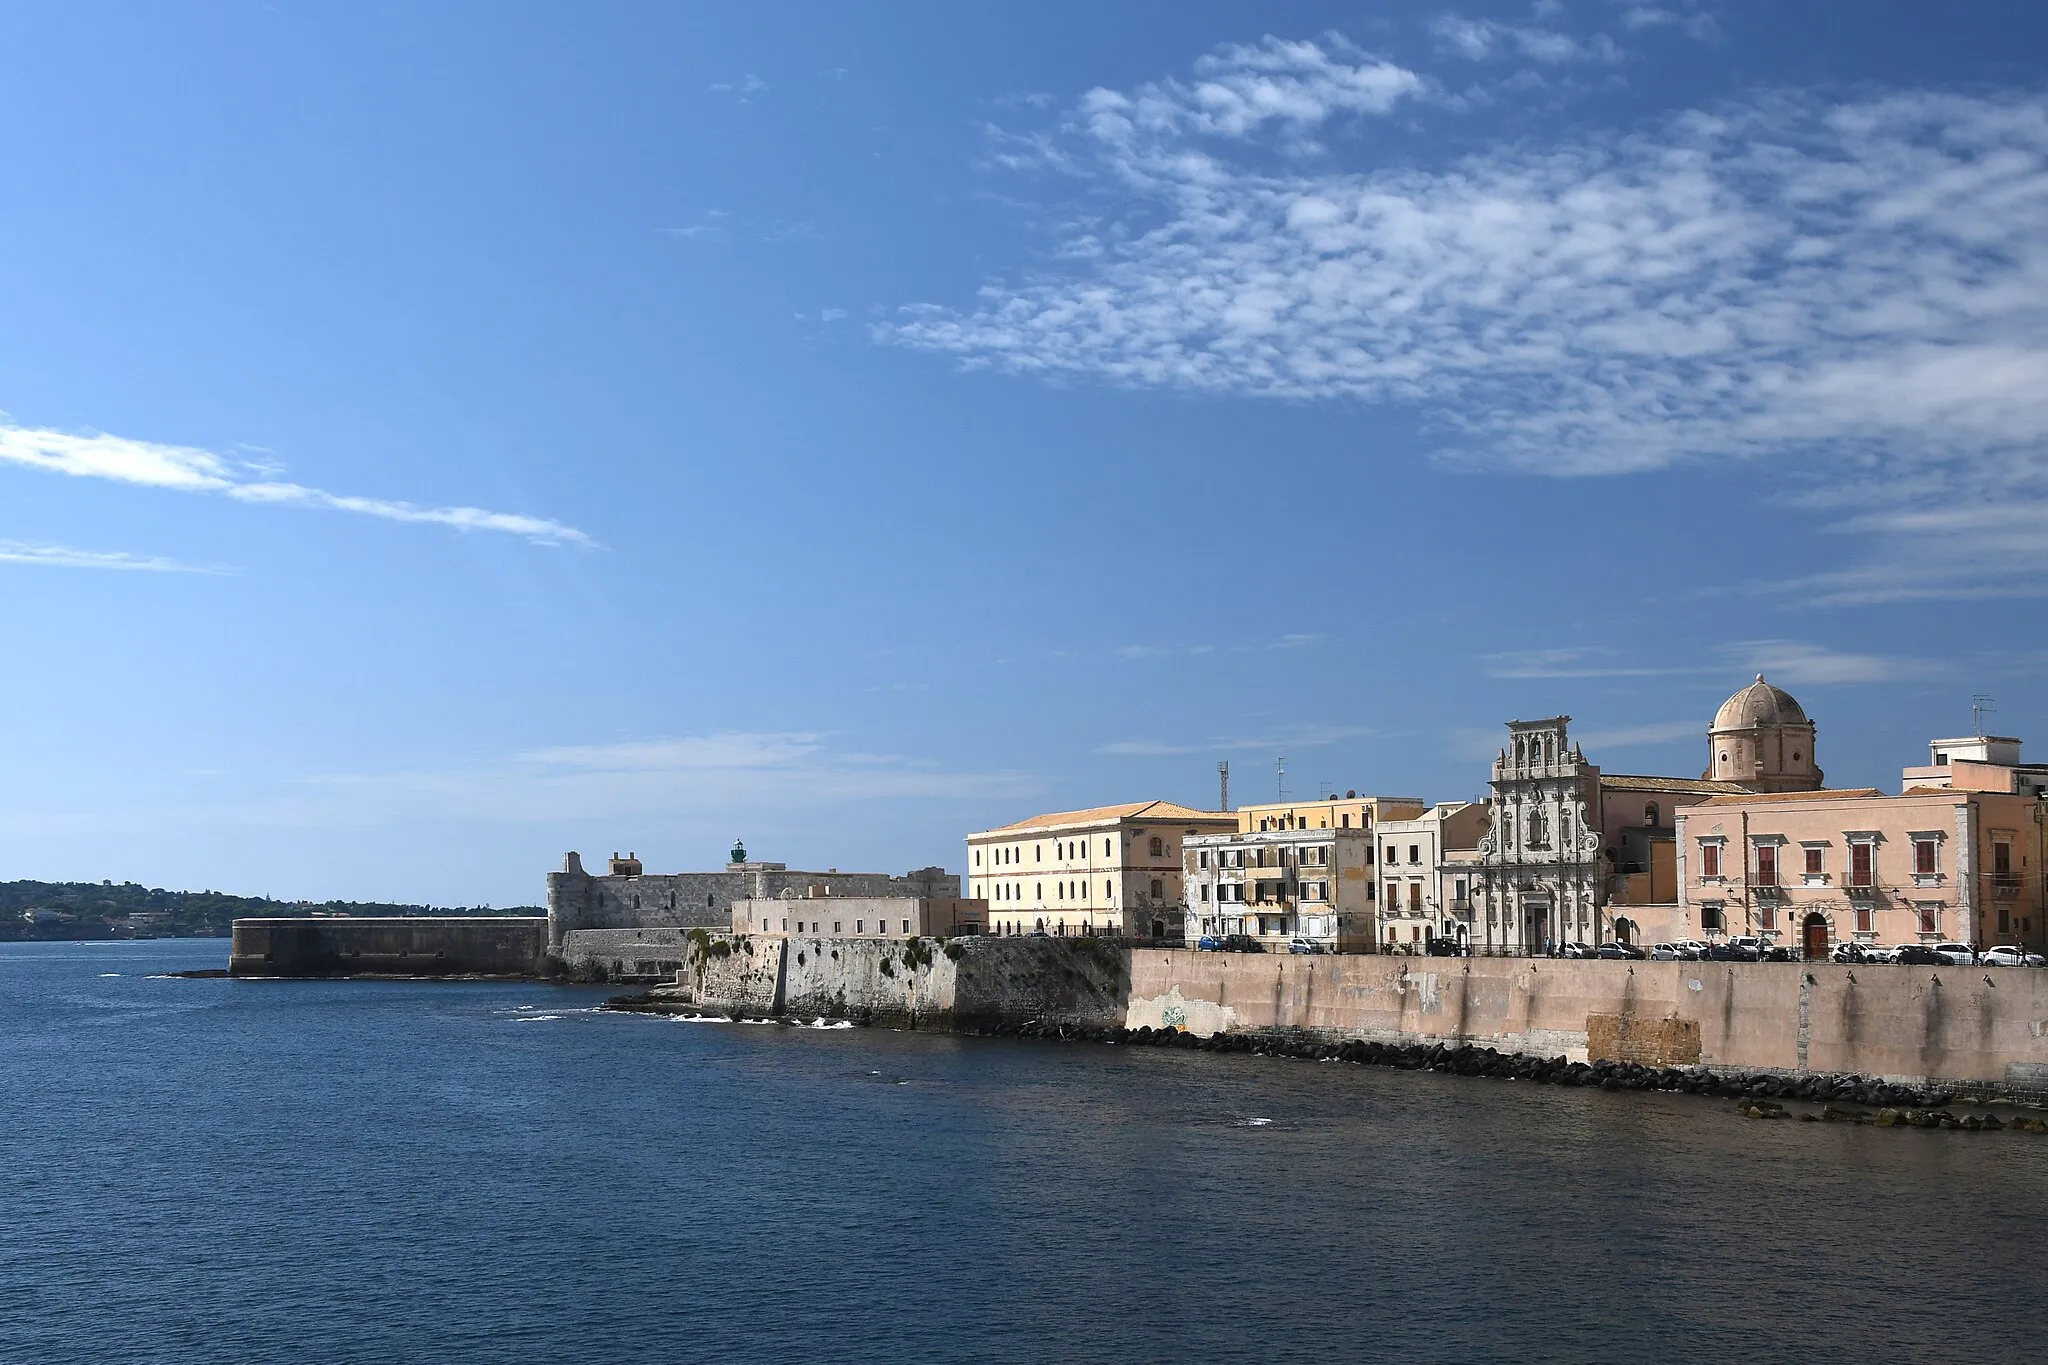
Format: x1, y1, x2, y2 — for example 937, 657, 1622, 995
1713, 675, 1809, 732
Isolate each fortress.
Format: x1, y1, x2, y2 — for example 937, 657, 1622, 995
544, 842, 958, 978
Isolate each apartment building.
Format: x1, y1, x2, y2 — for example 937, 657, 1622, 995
1375, 802, 1489, 951
966, 801, 1236, 938
1183, 825, 1377, 951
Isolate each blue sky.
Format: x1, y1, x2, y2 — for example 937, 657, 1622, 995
3, 1, 2045, 905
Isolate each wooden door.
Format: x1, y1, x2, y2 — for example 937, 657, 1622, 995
1802, 916, 1829, 961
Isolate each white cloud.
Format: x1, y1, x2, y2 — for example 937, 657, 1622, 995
0, 539, 226, 573
1574, 719, 1700, 748
0, 417, 590, 546
707, 74, 769, 98
1481, 647, 1703, 679
1074, 35, 1424, 149
891, 49, 2048, 597
1431, 15, 1622, 64
1098, 724, 1372, 757
1719, 639, 1950, 686
520, 732, 829, 772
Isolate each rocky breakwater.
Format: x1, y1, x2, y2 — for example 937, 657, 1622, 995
962, 1022, 2048, 1136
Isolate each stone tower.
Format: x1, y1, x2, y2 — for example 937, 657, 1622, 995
1706, 675, 1822, 793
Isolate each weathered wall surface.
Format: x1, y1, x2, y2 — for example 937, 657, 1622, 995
1124, 952, 2048, 1089
546, 864, 958, 947
229, 917, 546, 978
654, 935, 1130, 1030
555, 927, 698, 978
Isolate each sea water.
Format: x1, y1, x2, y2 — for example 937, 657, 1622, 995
3, 939, 2044, 1364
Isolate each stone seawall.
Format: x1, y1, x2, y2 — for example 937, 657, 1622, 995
615, 940, 2048, 1092
229, 917, 547, 978
1124, 952, 2048, 1093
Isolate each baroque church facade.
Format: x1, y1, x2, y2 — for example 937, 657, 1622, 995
1470, 677, 1823, 954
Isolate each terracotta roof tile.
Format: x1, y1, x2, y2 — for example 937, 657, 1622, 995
1599, 774, 1750, 794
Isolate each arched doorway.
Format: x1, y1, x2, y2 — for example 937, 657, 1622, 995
1151, 918, 1165, 939
1802, 912, 1829, 961
1613, 917, 1635, 946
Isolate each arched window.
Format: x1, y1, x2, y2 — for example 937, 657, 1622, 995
1645, 802, 1660, 827
1148, 836, 1164, 857
1514, 737, 1525, 767
1150, 878, 1164, 899
1544, 734, 1555, 764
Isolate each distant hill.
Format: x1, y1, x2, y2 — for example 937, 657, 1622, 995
0, 880, 541, 941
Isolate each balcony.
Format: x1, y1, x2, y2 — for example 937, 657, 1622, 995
1993, 874, 2022, 898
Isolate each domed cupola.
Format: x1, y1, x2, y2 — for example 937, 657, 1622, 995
1706, 675, 1822, 792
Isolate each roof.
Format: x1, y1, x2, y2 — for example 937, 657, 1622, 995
1713, 674, 1810, 731
1600, 774, 1750, 795
976, 800, 1234, 835
1695, 787, 1882, 807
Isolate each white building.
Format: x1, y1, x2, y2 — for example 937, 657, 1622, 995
966, 800, 1236, 938
1375, 802, 1489, 952
1182, 825, 1377, 951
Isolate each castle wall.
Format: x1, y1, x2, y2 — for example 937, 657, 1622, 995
229, 917, 546, 978
545, 858, 957, 948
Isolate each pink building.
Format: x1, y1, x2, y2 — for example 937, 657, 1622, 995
1675, 780, 2045, 957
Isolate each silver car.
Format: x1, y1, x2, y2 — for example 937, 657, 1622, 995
1983, 945, 2047, 968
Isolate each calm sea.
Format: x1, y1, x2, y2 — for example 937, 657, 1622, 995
4, 938, 2046, 1364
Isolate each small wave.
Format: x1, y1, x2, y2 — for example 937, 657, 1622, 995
1234, 1118, 1273, 1127
667, 1014, 736, 1024
99, 973, 122, 978
738, 1019, 778, 1026
509, 1014, 565, 1023
806, 1019, 854, 1030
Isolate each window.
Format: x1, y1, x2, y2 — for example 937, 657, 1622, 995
1918, 904, 1938, 936
1149, 836, 1164, 857
1995, 841, 2014, 878
1454, 878, 1467, 902
1056, 883, 1064, 900
1341, 814, 1351, 828
1804, 848, 1823, 877
856, 920, 865, 933
1855, 903, 1872, 934
1150, 878, 1164, 899
1035, 844, 1041, 862
833, 921, 842, 934
1756, 844, 1777, 887
1700, 903, 1724, 932
1701, 843, 1721, 879
1850, 842, 1873, 888
1408, 883, 1422, 912
1365, 846, 1375, 865
1645, 802, 1660, 827
1199, 851, 1210, 869
974, 850, 981, 866
1758, 903, 1777, 932
1105, 879, 1113, 900
781, 918, 788, 932
1915, 839, 1936, 876
1104, 839, 1112, 857
1387, 845, 1399, 865
1408, 844, 1420, 865
1200, 885, 1210, 902
1035, 883, 1041, 899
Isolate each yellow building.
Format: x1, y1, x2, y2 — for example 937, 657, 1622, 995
1233, 793, 1426, 835
966, 800, 1237, 938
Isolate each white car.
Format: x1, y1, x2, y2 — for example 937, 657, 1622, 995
1674, 939, 1708, 958
1932, 942, 1978, 966
1983, 945, 2047, 968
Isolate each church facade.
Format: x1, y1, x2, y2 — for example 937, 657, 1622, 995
1470, 677, 1820, 954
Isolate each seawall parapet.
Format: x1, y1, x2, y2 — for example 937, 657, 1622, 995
229, 916, 547, 978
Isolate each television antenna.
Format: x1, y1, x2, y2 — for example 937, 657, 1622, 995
1217, 761, 1231, 812
1276, 755, 1288, 803
1973, 694, 1996, 737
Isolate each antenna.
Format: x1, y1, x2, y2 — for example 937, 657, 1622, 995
1973, 694, 1996, 737
1276, 754, 1288, 804
1217, 761, 1231, 812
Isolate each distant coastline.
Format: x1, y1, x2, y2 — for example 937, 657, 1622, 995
1, 879, 537, 943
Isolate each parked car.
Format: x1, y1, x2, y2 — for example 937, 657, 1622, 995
1730, 936, 1769, 958
1932, 942, 1978, 966
1864, 944, 1902, 964
1596, 941, 1646, 960
1426, 937, 1469, 957
1672, 940, 1707, 959
1984, 945, 2048, 968
1702, 941, 1758, 961
1219, 934, 1264, 953
1894, 944, 1945, 965
1196, 935, 1222, 951
1650, 943, 1683, 960
1559, 941, 1597, 958
1764, 945, 1799, 962
1287, 936, 1327, 955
